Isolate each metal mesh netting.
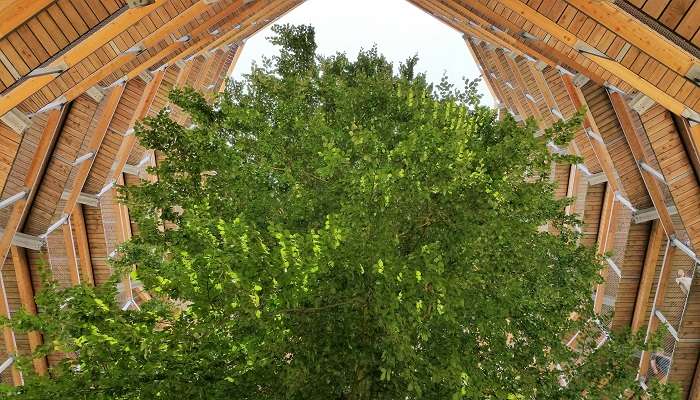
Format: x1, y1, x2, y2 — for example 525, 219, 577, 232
44, 225, 74, 289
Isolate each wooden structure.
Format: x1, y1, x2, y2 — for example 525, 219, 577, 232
0, 0, 698, 396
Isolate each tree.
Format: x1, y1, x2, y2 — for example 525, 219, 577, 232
2, 25, 680, 399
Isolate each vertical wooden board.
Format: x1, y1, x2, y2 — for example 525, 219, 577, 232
675, 1, 700, 38
83, 203, 111, 285
612, 222, 651, 330
582, 183, 605, 247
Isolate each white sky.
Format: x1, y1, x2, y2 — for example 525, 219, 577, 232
232, 0, 494, 105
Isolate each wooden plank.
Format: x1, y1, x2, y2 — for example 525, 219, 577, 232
608, 90, 676, 235
0, 0, 57, 39
568, 0, 699, 78
561, 74, 622, 191
631, 220, 665, 333
107, 69, 163, 184
219, 43, 244, 92
58, 0, 258, 109
0, 0, 170, 117
9, 246, 47, 375
62, 84, 124, 216
0, 105, 69, 269
70, 205, 93, 286
62, 221, 80, 285
496, 0, 700, 117
593, 184, 619, 314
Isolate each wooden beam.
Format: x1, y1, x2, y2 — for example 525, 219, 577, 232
9, 246, 48, 375
0, 0, 56, 40
220, 44, 245, 93
631, 220, 664, 333
561, 75, 621, 192
62, 221, 80, 286
463, 36, 503, 104
71, 205, 94, 286
419, 0, 607, 85
62, 85, 124, 216
608, 91, 676, 236
639, 239, 676, 377
0, 276, 21, 385
567, 0, 700, 80
0, 105, 70, 268
593, 184, 619, 314
107, 70, 164, 185
0, 0, 169, 117
494, 0, 700, 118
123, 0, 283, 82
673, 116, 700, 185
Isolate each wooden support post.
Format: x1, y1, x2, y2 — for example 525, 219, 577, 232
71, 205, 94, 286
0, 276, 21, 385
593, 184, 619, 314
631, 221, 665, 333
62, 220, 81, 286
9, 247, 48, 375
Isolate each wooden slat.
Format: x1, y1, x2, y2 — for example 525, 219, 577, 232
567, 0, 699, 78
0, 105, 69, 268
0, 0, 186, 117
107, 69, 163, 184
219, 44, 244, 92
608, 90, 676, 235
495, 0, 700, 117
62, 84, 124, 216
0, 0, 57, 40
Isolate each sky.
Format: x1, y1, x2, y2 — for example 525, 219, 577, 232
231, 0, 494, 105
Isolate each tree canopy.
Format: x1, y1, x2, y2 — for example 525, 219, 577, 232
2, 25, 679, 399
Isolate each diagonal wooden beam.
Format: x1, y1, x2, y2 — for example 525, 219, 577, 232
122, 0, 284, 82
494, 0, 700, 119
107, 71, 164, 185
463, 36, 503, 104
608, 91, 676, 236
0, 276, 21, 385
63, 85, 125, 216
0, 0, 56, 39
631, 220, 664, 333
567, 0, 700, 81
0, 0, 169, 117
220, 44, 245, 93
0, 105, 70, 268
9, 246, 48, 375
639, 238, 676, 377
561, 75, 621, 192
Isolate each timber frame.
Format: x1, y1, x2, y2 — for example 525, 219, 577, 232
0, 0, 699, 396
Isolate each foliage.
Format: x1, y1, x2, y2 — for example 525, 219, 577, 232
1, 25, 680, 399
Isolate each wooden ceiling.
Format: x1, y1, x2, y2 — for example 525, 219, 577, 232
0, 0, 698, 396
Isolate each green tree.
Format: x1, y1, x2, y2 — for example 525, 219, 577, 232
2, 25, 679, 399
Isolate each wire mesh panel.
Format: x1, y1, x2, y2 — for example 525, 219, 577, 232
99, 188, 121, 261
660, 248, 696, 334
45, 226, 73, 289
